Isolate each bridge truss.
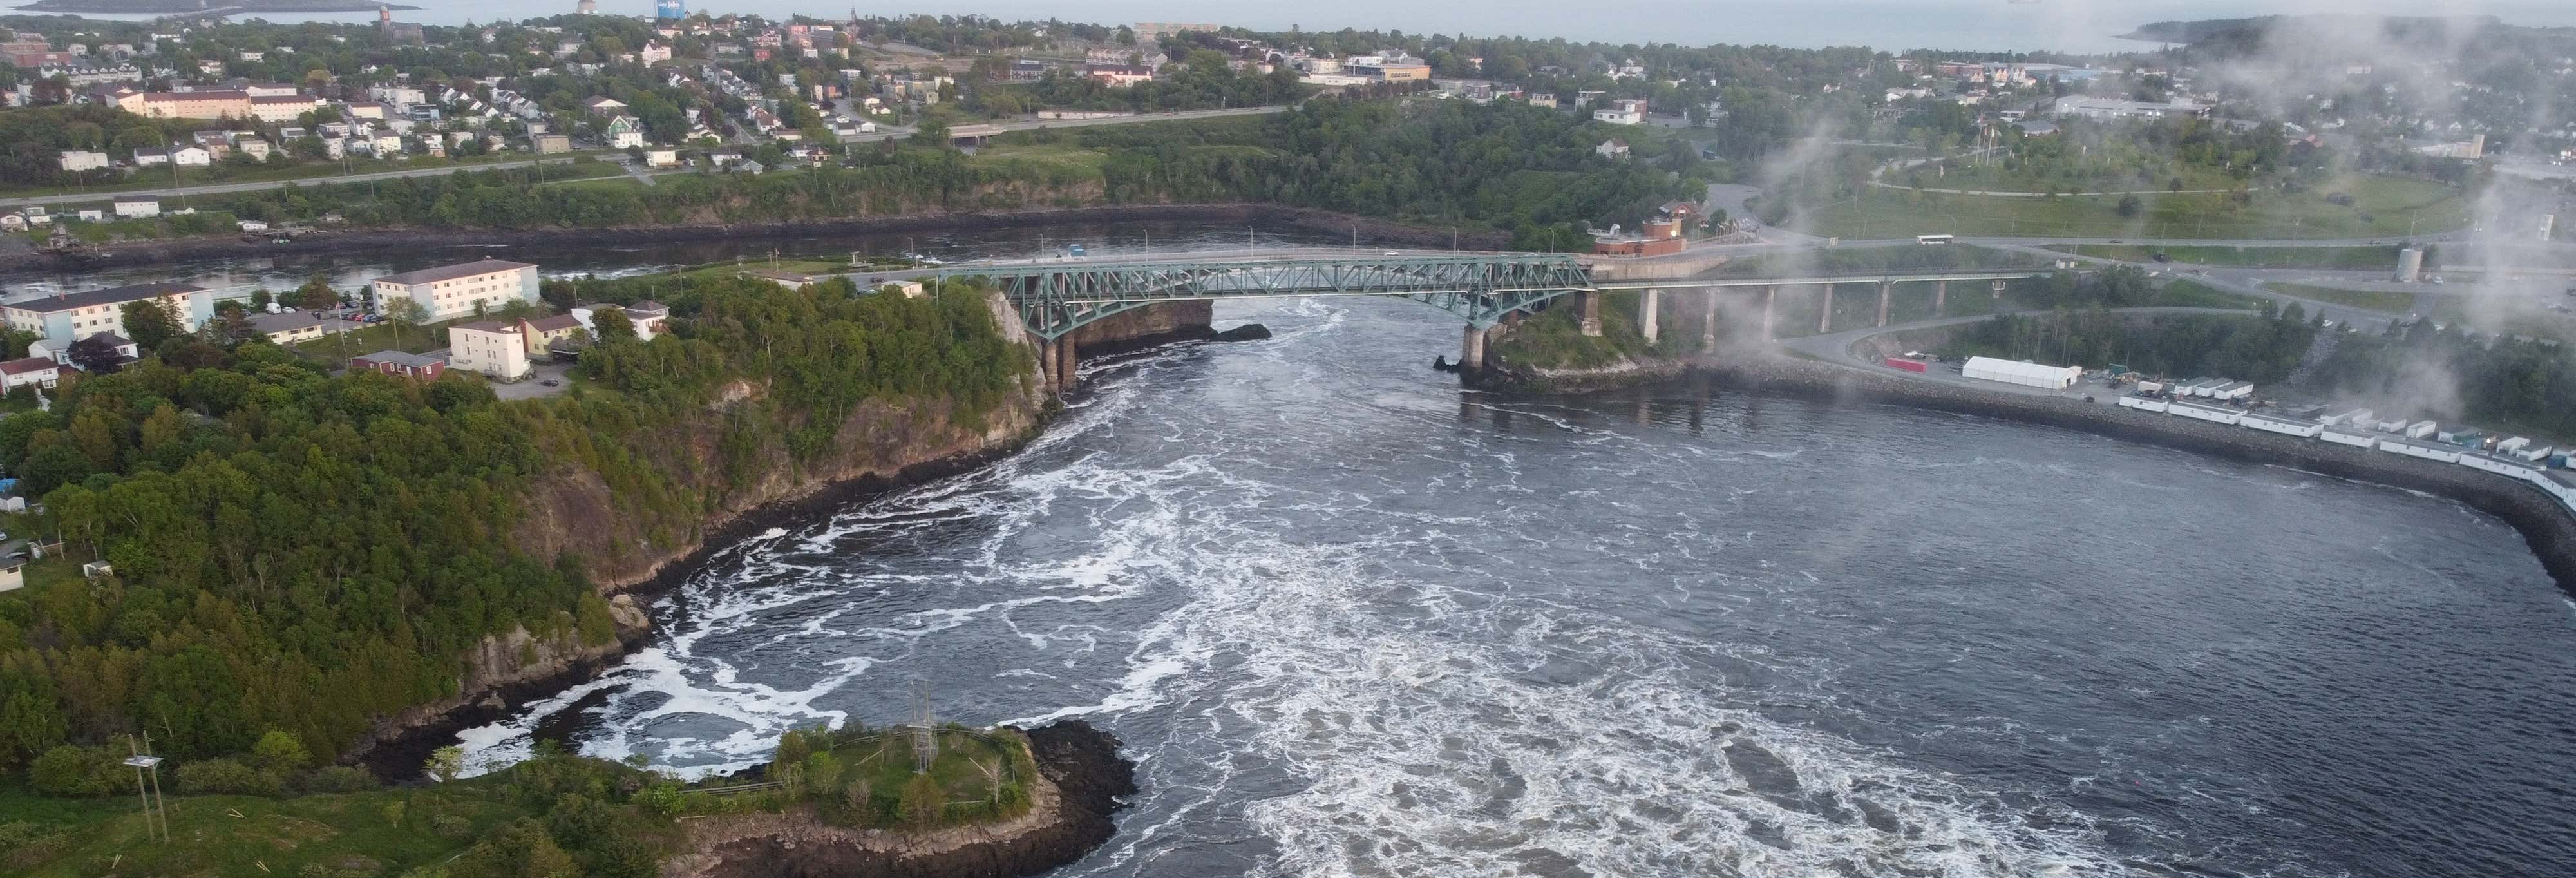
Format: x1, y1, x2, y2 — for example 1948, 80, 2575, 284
936, 254, 1599, 339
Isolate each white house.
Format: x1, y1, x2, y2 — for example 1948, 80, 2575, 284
0, 356, 60, 390
371, 258, 542, 321
1593, 99, 1647, 125
171, 145, 211, 166
57, 150, 109, 172
446, 320, 531, 380
111, 198, 159, 218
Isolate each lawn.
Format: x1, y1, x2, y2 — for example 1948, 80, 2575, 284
969, 143, 1113, 173
288, 318, 466, 370
1897, 162, 2246, 195
2259, 282, 2421, 313
0, 777, 532, 878
2152, 280, 2266, 310
1802, 174, 2470, 240
2050, 243, 2403, 271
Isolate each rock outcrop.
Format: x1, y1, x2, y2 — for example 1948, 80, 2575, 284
663, 721, 1137, 878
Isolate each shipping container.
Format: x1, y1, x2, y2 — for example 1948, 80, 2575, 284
2405, 420, 2438, 439
1883, 358, 1928, 373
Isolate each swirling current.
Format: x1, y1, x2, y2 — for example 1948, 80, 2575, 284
457, 296, 2576, 878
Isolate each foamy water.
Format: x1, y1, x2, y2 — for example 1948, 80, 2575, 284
456, 296, 2576, 878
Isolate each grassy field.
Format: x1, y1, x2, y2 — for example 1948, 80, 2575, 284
0, 778, 531, 878
2259, 282, 2421, 312
287, 317, 469, 369
2050, 243, 2403, 271
2154, 280, 2267, 310
1803, 174, 2470, 240
1898, 162, 2247, 195
969, 143, 1114, 173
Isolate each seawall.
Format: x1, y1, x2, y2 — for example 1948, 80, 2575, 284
1699, 354, 2576, 595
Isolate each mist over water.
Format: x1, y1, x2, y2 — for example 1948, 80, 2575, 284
458, 296, 2576, 878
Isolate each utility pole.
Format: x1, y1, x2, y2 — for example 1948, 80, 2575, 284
124, 734, 169, 843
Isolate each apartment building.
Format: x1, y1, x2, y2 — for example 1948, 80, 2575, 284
369, 258, 541, 321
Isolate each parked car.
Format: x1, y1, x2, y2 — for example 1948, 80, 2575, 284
540, 379, 561, 387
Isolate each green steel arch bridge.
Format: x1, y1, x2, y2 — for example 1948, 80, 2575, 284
933, 254, 2063, 385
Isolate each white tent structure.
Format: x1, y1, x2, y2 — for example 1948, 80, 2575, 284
1962, 356, 2081, 390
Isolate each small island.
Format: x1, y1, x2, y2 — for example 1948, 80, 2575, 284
665, 720, 1137, 878
15, 0, 415, 14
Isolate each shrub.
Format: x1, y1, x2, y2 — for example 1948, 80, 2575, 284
175, 758, 284, 796
302, 765, 376, 793
251, 730, 311, 773
28, 745, 126, 797
431, 814, 473, 838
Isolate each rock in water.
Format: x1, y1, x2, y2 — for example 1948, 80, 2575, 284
1210, 323, 1272, 342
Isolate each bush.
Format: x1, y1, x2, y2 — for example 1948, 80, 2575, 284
28, 745, 126, 797
251, 730, 310, 773
175, 758, 285, 796
301, 765, 376, 793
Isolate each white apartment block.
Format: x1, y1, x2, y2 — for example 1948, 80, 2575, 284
369, 258, 541, 321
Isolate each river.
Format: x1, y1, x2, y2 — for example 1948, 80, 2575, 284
420, 286, 2576, 877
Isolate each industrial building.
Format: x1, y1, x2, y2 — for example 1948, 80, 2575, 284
1961, 356, 2081, 390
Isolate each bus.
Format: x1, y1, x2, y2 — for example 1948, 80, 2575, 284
1916, 234, 1955, 245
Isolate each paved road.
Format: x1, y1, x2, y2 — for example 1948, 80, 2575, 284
1777, 305, 2263, 398
0, 158, 589, 210
839, 104, 1293, 146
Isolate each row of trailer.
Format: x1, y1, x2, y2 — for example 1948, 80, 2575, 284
2117, 394, 2576, 509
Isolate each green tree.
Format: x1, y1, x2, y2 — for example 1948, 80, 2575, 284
120, 299, 184, 352
384, 296, 431, 349
251, 729, 311, 773
295, 275, 339, 311
899, 773, 942, 828
591, 307, 635, 341
428, 745, 466, 782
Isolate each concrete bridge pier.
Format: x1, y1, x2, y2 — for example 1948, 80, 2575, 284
1875, 281, 1893, 327
1700, 290, 1719, 352
1818, 283, 1835, 334
1460, 325, 1487, 371
1055, 336, 1078, 390
1761, 285, 1777, 341
1578, 291, 1604, 337
1638, 288, 1660, 343
1933, 280, 1948, 317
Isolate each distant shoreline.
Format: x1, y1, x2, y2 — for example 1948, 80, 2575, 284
14, 0, 413, 13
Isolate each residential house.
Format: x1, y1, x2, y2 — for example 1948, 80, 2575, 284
236, 138, 271, 160
3, 282, 211, 350
0, 356, 59, 390
352, 349, 447, 379
111, 198, 159, 218
1083, 64, 1155, 86
1596, 138, 1630, 160
250, 93, 319, 122
605, 115, 645, 148
247, 311, 335, 345
571, 300, 668, 341
1593, 99, 1647, 125
171, 145, 211, 166
533, 133, 572, 153
370, 258, 541, 321
131, 146, 169, 166
520, 313, 588, 359
583, 95, 628, 114
644, 148, 677, 167
138, 90, 251, 119
57, 150, 108, 172
446, 321, 531, 380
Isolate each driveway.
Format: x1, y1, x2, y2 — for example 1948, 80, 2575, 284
490, 361, 574, 400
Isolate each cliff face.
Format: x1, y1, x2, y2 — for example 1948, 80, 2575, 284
515, 292, 1053, 593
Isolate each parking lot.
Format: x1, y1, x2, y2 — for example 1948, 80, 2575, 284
489, 361, 574, 400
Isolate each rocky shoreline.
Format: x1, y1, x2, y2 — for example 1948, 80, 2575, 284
1693, 354, 2576, 595
3, 203, 1511, 271
664, 721, 1137, 878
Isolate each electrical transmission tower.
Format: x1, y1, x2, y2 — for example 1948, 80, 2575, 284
911, 681, 937, 774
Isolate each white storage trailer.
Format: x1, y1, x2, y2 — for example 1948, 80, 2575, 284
2405, 420, 2438, 439
1961, 356, 2083, 390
